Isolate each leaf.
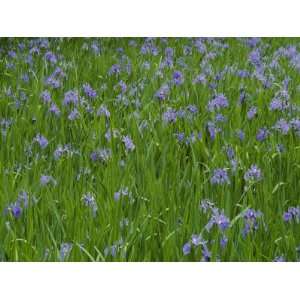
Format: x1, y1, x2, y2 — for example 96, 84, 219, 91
272, 182, 286, 194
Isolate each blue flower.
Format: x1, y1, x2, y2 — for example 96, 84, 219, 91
122, 136, 135, 151
155, 84, 169, 101
247, 106, 257, 120
11, 203, 22, 218
68, 109, 80, 121
274, 119, 290, 135
244, 165, 262, 182
40, 175, 57, 186
49, 103, 61, 116
242, 209, 263, 237
90, 148, 112, 163
273, 256, 286, 262
201, 245, 211, 262
82, 193, 98, 216
283, 207, 300, 223
182, 242, 191, 255
97, 105, 110, 118
108, 64, 121, 76
207, 94, 229, 112
172, 70, 184, 85
44, 51, 57, 64
211, 168, 230, 185
40, 90, 52, 104
163, 108, 177, 123
63, 90, 79, 106
256, 128, 269, 142
59, 243, 73, 261
35, 134, 48, 149
249, 48, 261, 65
191, 234, 206, 246
83, 83, 97, 99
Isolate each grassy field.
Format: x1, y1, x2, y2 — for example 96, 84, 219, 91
0, 37, 300, 261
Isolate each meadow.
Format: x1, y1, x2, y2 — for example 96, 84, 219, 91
0, 37, 300, 261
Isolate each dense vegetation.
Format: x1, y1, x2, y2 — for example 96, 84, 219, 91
1, 37, 300, 261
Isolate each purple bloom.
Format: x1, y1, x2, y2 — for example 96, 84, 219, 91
176, 109, 186, 119
18, 191, 29, 208
247, 37, 261, 48
82, 193, 98, 216
269, 98, 289, 111
236, 129, 245, 141
53, 67, 66, 78
273, 256, 286, 262
114, 187, 130, 202
242, 208, 263, 237
211, 168, 230, 185
45, 76, 61, 89
122, 135, 135, 151
116, 80, 127, 94
176, 132, 185, 143
237, 70, 250, 78
22, 73, 30, 83
193, 74, 207, 84
63, 90, 79, 106
225, 145, 235, 160
11, 203, 22, 218
83, 83, 97, 99
49, 103, 61, 116
283, 207, 300, 223
165, 47, 174, 57
187, 104, 198, 114
54, 145, 66, 160
249, 48, 261, 65
155, 84, 169, 101
108, 64, 121, 76
68, 109, 80, 121
207, 121, 219, 140
44, 51, 57, 64
173, 70, 184, 85
220, 235, 228, 248
274, 118, 290, 135
97, 105, 110, 118
207, 94, 229, 112
191, 234, 206, 246
163, 108, 177, 123
182, 242, 191, 255
205, 207, 230, 232
256, 128, 269, 142
247, 106, 257, 120
8, 50, 17, 58
290, 119, 300, 136
90, 148, 112, 163
215, 113, 226, 123
114, 191, 121, 201
244, 165, 262, 182
183, 45, 192, 56
40, 175, 57, 186
199, 199, 215, 214
35, 134, 48, 149
212, 211, 230, 231
201, 244, 211, 262
40, 90, 52, 104
283, 211, 293, 222
59, 243, 73, 261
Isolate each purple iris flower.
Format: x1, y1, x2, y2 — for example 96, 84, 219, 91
122, 136, 135, 151
35, 134, 48, 149
211, 168, 230, 185
244, 165, 262, 182
173, 70, 184, 85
